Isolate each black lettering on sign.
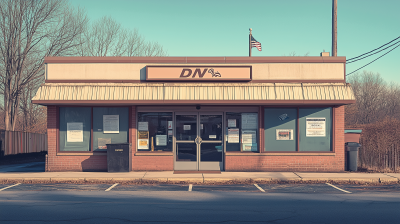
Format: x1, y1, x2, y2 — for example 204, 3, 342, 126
180, 69, 192, 77
192, 68, 208, 78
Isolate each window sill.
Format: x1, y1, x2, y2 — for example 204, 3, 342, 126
57, 152, 107, 156
135, 152, 173, 156
225, 152, 336, 156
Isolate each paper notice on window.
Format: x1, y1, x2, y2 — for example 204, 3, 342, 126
228, 119, 236, 128
67, 122, 83, 142
243, 143, 257, 152
156, 135, 167, 146
306, 117, 326, 137
98, 138, 111, 149
184, 125, 191, 130
276, 129, 294, 140
241, 113, 258, 129
241, 130, 256, 144
168, 130, 173, 135
228, 128, 239, 143
103, 115, 119, 133
138, 122, 148, 131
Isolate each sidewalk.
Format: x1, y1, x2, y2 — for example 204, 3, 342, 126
0, 171, 399, 184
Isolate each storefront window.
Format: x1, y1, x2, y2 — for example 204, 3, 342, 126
225, 112, 258, 152
59, 107, 91, 151
299, 107, 332, 151
137, 112, 173, 151
264, 108, 297, 151
93, 107, 129, 151
263, 107, 332, 152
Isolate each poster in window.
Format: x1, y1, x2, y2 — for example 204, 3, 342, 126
306, 117, 326, 137
156, 135, 167, 146
138, 131, 149, 149
276, 129, 294, 140
184, 125, 191, 130
138, 131, 149, 139
228, 119, 236, 128
103, 115, 119, 133
241, 130, 256, 144
228, 128, 239, 143
98, 138, 111, 149
138, 122, 148, 131
241, 113, 258, 129
168, 121, 173, 129
138, 139, 149, 149
67, 122, 83, 142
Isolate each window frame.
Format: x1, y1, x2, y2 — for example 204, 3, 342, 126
136, 112, 174, 152
261, 106, 336, 153
225, 111, 260, 153
57, 106, 131, 154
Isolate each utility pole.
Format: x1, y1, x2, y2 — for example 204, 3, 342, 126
249, 28, 252, 57
332, 0, 337, 56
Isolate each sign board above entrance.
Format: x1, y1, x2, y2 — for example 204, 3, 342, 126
146, 66, 252, 81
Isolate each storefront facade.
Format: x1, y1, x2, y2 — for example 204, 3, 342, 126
32, 56, 355, 172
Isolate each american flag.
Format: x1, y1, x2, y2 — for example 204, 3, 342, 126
251, 36, 262, 51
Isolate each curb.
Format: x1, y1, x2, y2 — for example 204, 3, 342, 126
0, 177, 398, 185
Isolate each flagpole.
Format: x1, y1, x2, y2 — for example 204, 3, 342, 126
249, 28, 252, 57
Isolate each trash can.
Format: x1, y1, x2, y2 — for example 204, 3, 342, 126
345, 142, 361, 171
106, 143, 131, 172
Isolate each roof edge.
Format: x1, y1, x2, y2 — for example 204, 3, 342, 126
44, 56, 346, 64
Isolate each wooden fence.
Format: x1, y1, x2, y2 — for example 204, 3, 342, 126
359, 141, 399, 172
0, 130, 47, 156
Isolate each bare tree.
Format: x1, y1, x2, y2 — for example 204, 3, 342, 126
77, 16, 167, 57
282, 51, 310, 56
346, 71, 400, 126
0, 0, 87, 131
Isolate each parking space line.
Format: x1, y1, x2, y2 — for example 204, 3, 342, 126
105, 183, 119, 192
254, 184, 265, 192
188, 184, 193, 191
326, 183, 352, 194
0, 183, 21, 191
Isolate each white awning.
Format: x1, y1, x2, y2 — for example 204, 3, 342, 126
32, 83, 355, 105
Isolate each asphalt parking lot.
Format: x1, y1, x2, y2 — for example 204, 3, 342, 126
1, 182, 400, 194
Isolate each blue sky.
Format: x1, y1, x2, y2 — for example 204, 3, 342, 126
70, 0, 400, 84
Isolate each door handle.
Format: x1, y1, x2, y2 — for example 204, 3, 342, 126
195, 137, 202, 145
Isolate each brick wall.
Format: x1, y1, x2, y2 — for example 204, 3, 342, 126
132, 156, 173, 171
225, 106, 345, 172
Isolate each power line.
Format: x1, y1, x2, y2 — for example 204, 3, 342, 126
346, 36, 400, 61
346, 40, 400, 64
346, 43, 400, 76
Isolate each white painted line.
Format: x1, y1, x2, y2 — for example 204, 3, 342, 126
254, 184, 265, 192
105, 183, 119, 192
188, 184, 193, 191
326, 183, 352, 194
0, 183, 21, 191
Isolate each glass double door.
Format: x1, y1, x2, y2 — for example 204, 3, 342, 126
174, 112, 223, 171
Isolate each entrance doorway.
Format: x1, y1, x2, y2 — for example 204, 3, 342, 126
174, 112, 223, 171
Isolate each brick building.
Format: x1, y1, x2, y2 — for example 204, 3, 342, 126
32, 56, 355, 172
